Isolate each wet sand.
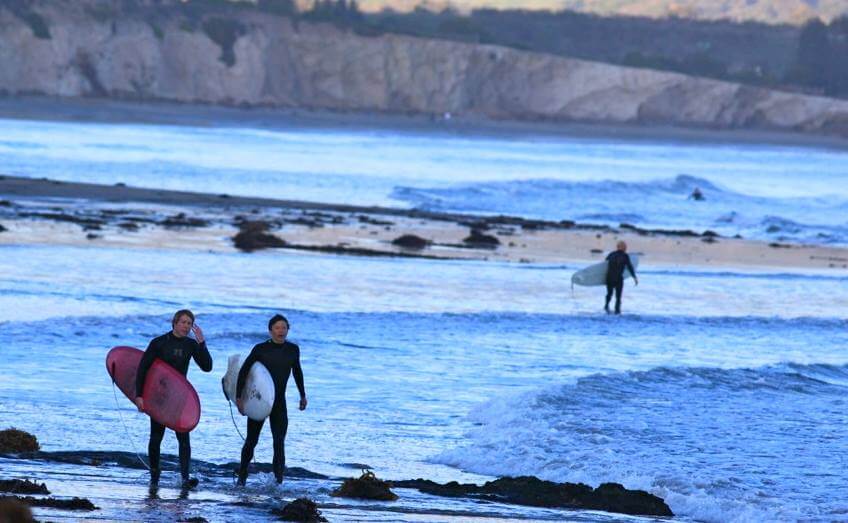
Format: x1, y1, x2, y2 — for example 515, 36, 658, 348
1, 450, 666, 521
1, 175, 846, 271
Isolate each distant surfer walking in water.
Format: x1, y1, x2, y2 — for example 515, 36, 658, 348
605, 241, 638, 314
135, 309, 213, 489
236, 314, 307, 486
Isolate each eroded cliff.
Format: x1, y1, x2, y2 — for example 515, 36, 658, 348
2, 4, 847, 137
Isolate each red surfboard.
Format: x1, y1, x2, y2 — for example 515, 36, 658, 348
106, 346, 201, 433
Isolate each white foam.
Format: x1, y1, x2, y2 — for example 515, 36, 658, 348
432, 378, 825, 522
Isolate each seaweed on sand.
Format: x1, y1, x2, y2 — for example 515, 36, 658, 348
0, 428, 39, 453
331, 470, 398, 501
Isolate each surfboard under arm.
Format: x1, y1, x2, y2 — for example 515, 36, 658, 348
571, 255, 640, 287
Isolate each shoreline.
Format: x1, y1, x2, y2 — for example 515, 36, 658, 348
2, 176, 847, 271
1, 449, 672, 521
2, 95, 848, 152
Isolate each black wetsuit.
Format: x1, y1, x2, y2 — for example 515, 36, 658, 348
136, 332, 213, 481
605, 250, 636, 314
236, 339, 306, 483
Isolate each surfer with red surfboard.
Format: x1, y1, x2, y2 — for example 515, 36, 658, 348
235, 314, 307, 486
135, 309, 213, 489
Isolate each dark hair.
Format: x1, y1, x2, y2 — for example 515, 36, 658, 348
172, 309, 195, 326
268, 314, 289, 331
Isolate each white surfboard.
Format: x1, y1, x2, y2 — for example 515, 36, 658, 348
572, 254, 640, 287
222, 354, 275, 421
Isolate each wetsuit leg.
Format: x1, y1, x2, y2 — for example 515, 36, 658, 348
613, 280, 624, 313
148, 420, 166, 478
238, 418, 264, 482
269, 404, 289, 482
605, 282, 614, 312
176, 431, 191, 480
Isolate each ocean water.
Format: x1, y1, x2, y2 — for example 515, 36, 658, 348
1, 243, 847, 521
1, 114, 848, 521
1, 117, 848, 244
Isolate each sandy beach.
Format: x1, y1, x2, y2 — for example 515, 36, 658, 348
1, 175, 846, 271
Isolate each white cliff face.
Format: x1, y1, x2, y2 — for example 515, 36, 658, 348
2, 7, 848, 137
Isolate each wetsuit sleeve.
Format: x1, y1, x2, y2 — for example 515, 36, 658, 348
236, 347, 259, 400
293, 346, 306, 398
135, 339, 159, 397
192, 341, 213, 372
625, 254, 637, 279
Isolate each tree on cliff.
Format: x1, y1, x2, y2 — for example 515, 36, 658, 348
789, 16, 848, 97
826, 16, 848, 97
258, 0, 297, 16
793, 19, 831, 90
303, 0, 363, 26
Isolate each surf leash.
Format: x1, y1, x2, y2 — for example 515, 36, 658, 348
110, 376, 151, 472
223, 379, 259, 486
227, 400, 246, 442
222, 378, 247, 442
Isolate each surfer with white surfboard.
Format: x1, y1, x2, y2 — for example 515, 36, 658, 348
571, 241, 640, 314
234, 314, 307, 486
604, 241, 638, 314
134, 309, 213, 489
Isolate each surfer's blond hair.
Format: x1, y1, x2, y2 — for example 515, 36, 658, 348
617, 241, 627, 251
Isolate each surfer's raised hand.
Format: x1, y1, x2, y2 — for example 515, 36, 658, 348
134, 397, 144, 412
191, 324, 205, 343
299, 396, 308, 411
